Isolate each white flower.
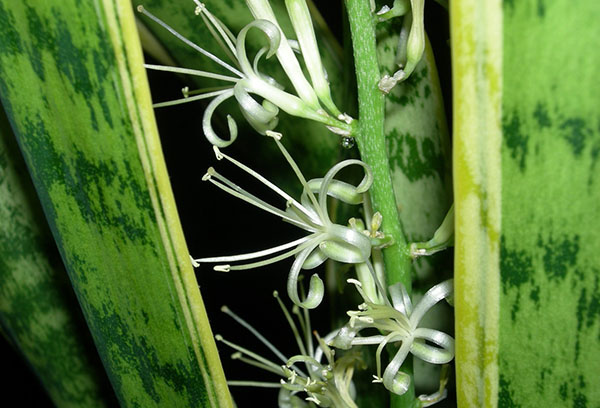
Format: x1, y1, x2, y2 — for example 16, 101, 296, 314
138, 1, 353, 147
331, 278, 454, 399
376, 0, 426, 92
216, 292, 359, 407
192, 132, 388, 309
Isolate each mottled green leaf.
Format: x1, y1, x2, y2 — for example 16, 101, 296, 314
499, 1, 600, 406
0, 104, 115, 407
452, 0, 600, 407
0, 0, 231, 406
376, 18, 453, 280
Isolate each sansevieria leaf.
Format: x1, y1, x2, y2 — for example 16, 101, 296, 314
0, 0, 231, 406
452, 0, 600, 406
0, 104, 115, 407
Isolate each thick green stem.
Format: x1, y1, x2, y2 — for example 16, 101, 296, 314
344, 1, 411, 292
344, 1, 415, 407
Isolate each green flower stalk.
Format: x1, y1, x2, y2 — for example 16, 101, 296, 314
138, 2, 353, 147
192, 133, 391, 309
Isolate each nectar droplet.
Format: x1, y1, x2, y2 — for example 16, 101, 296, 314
341, 136, 355, 149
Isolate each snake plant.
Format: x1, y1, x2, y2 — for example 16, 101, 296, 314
0, 0, 597, 407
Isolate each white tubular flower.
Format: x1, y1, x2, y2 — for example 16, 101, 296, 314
245, 0, 320, 111
217, 292, 359, 407
330, 279, 454, 398
138, 2, 352, 147
377, 0, 426, 92
284, 0, 343, 118
410, 204, 454, 258
192, 132, 380, 309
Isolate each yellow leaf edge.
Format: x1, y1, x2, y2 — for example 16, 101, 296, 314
103, 1, 233, 406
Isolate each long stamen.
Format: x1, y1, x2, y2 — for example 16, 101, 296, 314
137, 6, 244, 77
269, 134, 325, 222
234, 353, 285, 375
227, 380, 281, 388
144, 64, 239, 82
203, 167, 314, 230
213, 144, 318, 223
221, 235, 321, 271
221, 306, 308, 378
193, 1, 239, 65
216, 335, 284, 374
273, 291, 309, 361
193, 236, 311, 266
152, 89, 229, 108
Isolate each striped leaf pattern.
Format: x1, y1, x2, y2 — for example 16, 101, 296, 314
452, 0, 600, 406
0, 1, 231, 406
0, 104, 115, 407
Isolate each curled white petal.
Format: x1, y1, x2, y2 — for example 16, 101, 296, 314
287, 243, 325, 309
382, 338, 413, 395
411, 328, 455, 365
202, 89, 238, 147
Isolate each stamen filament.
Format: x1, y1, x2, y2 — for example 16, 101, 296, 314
222, 305, 309, 378
227, 380, 282, 388
213, 146, 311, 220
271, 137, 325, 222
137, 6, 244, 77
232, 354, 285, 376
144, 64, 239, 82
223, 235, 321, 271
193, 1, 239, 64
205, 171, 314, 230
152, 89, 230, 108
194, 236, 312, 264
274, 292, 310, 362
216, 335, 283, 374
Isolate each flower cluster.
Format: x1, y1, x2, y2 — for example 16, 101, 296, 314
331, 278, 454, 402
138, 0, 353, 147
142, 0, 453, 405
217, 291, 360, 407
192, 132, 390, 309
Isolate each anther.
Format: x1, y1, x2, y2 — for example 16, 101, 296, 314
193, 0, 205, 15
265, 130, 282, 140
214, 265, 231, 272
202, 167, 215, 181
